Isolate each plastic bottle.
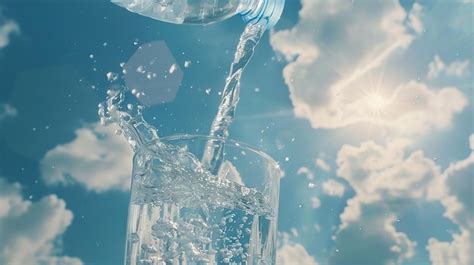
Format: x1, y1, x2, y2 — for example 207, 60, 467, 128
112, 0, 285, 28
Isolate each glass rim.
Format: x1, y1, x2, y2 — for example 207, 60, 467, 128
142, 134, 281, 172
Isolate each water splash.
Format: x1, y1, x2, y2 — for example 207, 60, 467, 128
98, 87, 159, 152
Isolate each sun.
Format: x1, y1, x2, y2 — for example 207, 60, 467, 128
366, 93, 389, 112
359, 90, 394, 124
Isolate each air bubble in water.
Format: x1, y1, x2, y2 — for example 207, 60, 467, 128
130, 233, 139, 243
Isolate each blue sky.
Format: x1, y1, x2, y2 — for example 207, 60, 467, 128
0, 0, 472, 265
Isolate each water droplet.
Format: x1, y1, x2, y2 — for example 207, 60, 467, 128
169, 63, 177, 74
106, 72, 118, 82
136, 65, 145, 73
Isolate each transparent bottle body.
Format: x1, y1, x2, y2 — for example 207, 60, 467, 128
112, 0, 253, 25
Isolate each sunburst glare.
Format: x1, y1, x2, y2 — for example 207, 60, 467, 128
366, 92, 389, 112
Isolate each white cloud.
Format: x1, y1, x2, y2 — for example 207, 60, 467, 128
380, 81, 468, 135
41, 123, 133, 192
271, 1, 468, 135
311, 196, 321, 209
277, 242, 319, 265
427, 229, 472, 265
0, 178, 82, 265
297, 166, 315, 180
330, 200, 416, 265
407, 3, 424, 34
330, 139, 445, 265
427, 55, 470, 80
0, 103, 17, 120
426, 135, 473, 265
332, 136, 474, 265
337, 139, 440, 201
315, 158, 330, 172
427, 135, 473, 228
322, 179, 345, 197
0, 14, 19, 49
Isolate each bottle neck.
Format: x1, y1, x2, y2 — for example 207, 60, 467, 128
239, 0, 285, 28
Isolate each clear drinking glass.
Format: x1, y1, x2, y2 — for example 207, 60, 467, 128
124, 135, 281, 265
